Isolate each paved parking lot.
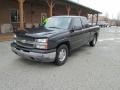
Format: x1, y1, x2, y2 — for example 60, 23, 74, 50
0, 27, 120, 90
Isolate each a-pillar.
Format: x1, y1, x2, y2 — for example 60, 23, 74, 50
18, 0, 25, 30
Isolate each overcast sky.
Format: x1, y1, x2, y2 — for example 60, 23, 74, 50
73, 0, 120, 19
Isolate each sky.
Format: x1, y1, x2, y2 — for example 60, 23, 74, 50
73, 0, 120, 19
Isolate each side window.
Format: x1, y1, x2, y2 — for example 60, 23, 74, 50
71, 18, 82, 30
81, 17, 89, 28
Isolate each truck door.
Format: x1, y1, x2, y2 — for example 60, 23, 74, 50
80, 17, 91, 44
69, 17, 85, 50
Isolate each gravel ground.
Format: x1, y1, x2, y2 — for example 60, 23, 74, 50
0, 27, 120, 90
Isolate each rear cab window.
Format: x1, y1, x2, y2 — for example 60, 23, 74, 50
80, 17, 89, 29
70, 17, 82, 30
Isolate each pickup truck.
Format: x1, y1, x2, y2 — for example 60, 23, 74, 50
11, 16, 100, 66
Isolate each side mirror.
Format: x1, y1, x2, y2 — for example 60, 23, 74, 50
70, 29, 74, 33
69, 26, 75, 33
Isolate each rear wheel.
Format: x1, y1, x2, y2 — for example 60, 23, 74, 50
89, 35, 97, 47
54, 45, 68, 66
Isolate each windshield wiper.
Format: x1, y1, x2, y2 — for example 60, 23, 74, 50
47, 27, 61, 29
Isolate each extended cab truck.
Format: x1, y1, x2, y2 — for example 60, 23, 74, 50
11, 16, 100, 66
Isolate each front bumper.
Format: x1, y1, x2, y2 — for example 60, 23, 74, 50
11, 43, 56, 62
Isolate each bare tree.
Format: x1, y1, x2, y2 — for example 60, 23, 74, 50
104, 12, 109, 23
116, 12, 120, 26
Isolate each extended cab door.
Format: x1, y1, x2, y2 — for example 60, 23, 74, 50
69, 17, 84, 50
80, 17, 91, 44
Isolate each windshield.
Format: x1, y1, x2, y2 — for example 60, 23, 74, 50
44, 17, 71, 30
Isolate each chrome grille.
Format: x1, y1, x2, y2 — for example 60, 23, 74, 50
16, 37, 35, 48
16, 37, 34, 41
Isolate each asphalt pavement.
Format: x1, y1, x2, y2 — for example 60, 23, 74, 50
0, 27, 120, 90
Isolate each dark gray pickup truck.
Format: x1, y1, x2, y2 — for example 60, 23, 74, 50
11, 16, 100, 66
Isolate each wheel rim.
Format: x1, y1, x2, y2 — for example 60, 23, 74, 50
58, 49, 67, 62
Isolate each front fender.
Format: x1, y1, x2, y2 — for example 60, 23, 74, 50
48, 31, 70, 49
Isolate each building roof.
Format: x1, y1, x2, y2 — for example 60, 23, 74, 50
26, 0, 102, 14
65, 0, 102, 14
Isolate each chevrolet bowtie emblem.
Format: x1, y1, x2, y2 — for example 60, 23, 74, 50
21, 40, 26, 43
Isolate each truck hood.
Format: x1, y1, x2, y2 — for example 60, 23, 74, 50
16, 27, 64, 38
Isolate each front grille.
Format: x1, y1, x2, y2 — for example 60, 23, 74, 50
17, 36, 34, 41
16, 37, 35, 48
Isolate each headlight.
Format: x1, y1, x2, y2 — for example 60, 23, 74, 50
13, 34, 17, 43
13, 34, 17, 38
36, 39, 47, 43
35, 39, 48, 49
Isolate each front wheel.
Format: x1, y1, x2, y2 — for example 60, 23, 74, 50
89, 35, 97, 47
54, 45, 68, 66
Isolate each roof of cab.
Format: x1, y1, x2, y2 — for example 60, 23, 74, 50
51, 15, 86, 18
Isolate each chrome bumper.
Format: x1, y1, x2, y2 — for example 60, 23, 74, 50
12, 47, 56, 62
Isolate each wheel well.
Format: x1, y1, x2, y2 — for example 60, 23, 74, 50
56, 41, 71, 53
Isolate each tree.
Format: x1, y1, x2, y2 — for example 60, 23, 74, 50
104, 12, 109, 22
116, 12, 120, 26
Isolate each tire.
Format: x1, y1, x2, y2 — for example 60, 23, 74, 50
54, 45, 68, 66
89, 35, 97, 47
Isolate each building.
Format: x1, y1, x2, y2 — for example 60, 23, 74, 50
0, 0, 101, 34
